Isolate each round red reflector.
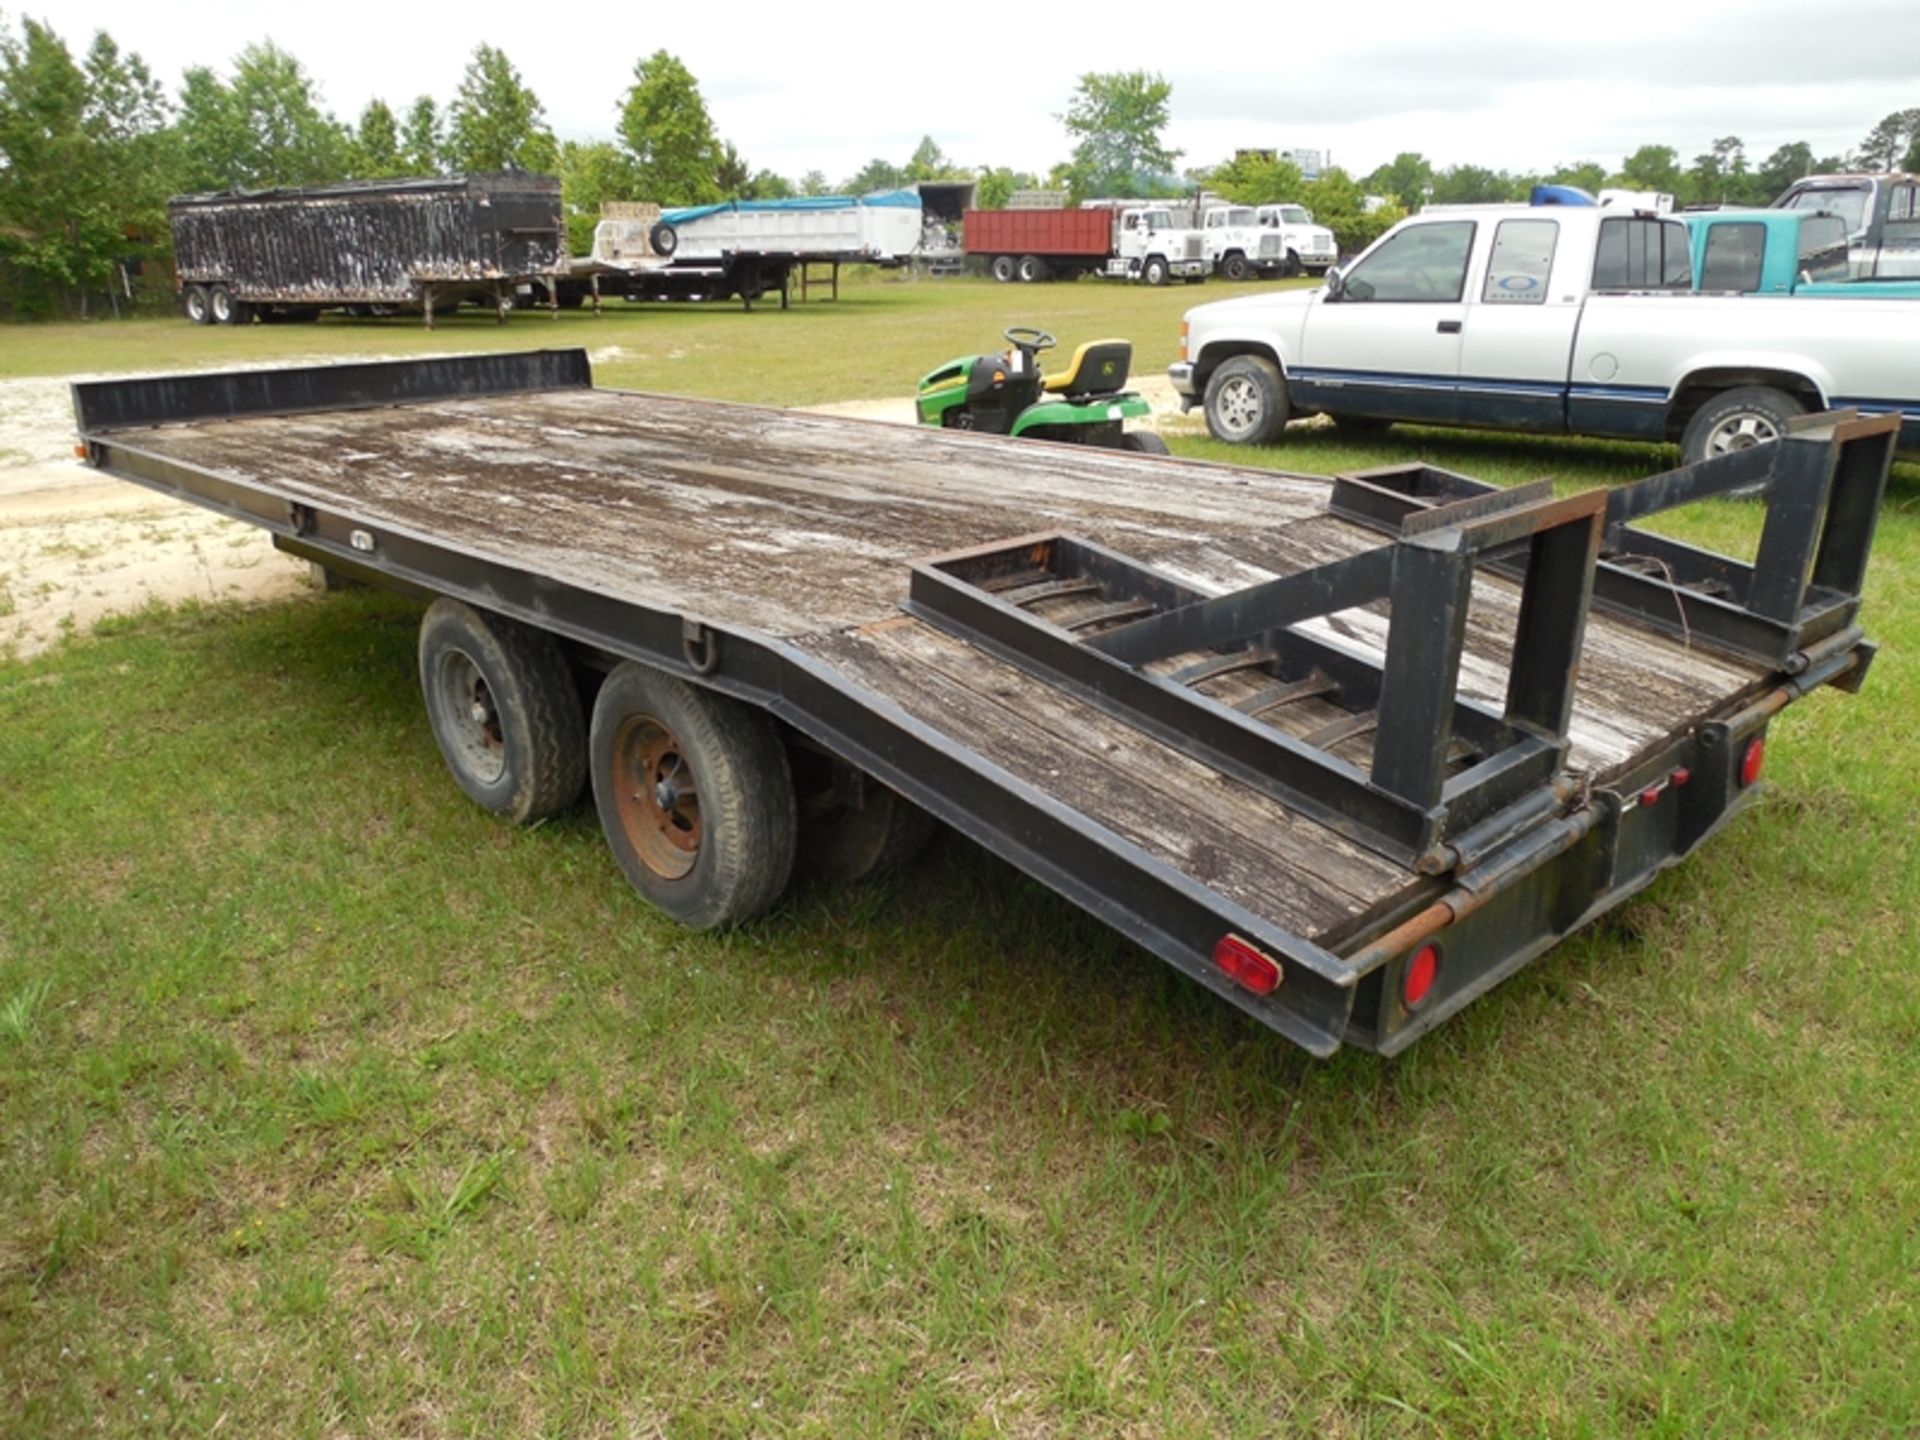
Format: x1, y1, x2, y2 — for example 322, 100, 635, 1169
1739, 735, 1766, 788
1403, 944, 1441, 1011
1212, 935, 1281, 996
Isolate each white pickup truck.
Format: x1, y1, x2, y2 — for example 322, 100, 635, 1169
1169, 203, 1920, 463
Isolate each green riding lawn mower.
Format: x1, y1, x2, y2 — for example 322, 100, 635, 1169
915, 327, 1170, 454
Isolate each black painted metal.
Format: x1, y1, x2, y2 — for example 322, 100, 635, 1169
72, 349, 593, 433
911, 485, 1605, 865
1328, 412, 1901, 669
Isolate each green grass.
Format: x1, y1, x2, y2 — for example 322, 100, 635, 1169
4, 287, 1920, 1436
1, 272, 1293, 407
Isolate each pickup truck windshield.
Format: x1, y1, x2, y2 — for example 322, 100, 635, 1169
1341, 220, 1474, 302
1779, 184, 1871, 236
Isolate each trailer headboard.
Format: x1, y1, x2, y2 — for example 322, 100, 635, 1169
71, 349, 595, 434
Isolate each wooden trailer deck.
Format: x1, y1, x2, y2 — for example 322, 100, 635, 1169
101, 383, 1766, 946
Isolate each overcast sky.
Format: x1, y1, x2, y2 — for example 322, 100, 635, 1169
33, 0, 1920, 184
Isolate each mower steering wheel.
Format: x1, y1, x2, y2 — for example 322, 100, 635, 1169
1003, 326, 1057, 354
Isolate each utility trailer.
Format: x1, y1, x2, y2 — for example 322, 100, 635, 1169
69, 352, 1896, 1057
168, 173, 566, 328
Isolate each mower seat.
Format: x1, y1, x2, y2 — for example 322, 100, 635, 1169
1042, 339, 1132, 397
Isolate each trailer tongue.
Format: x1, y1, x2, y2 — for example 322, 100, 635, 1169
69, 352, 1896, 1056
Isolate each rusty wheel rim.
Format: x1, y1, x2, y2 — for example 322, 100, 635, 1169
611, 716, 701, 880
434, 648, 505, 784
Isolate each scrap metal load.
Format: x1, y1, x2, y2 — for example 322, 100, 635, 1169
167, 173, 565, 327
70, 351, 1897, 1057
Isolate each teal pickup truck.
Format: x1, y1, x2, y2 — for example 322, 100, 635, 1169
1684, 209, 1920, 297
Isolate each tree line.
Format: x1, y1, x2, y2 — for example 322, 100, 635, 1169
3, 17, 1916, 318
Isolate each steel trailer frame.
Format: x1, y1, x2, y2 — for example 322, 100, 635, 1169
69, 351, 1897, 1057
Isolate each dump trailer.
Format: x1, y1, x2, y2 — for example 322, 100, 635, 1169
565, 193, 920, 312
70, 352, 1895, 1058
167, 173, 566, 328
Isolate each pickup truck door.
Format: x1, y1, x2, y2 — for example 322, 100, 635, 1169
1294, 219, 1475, 422
1455, 216, 1580, 432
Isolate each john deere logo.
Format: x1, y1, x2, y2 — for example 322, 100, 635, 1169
1099, 361, 1117, 379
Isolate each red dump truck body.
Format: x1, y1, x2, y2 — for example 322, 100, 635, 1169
962, 209, 1113, 259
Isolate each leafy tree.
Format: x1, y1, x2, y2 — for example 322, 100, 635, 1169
1208, 150, 1305, 205
713, 139, 750, 196
1298, 167, 1400, 253
1545, 161, 1608, 195
0, 18, 170, 315
798, 169, 828, 197
352, 98, 400, 176
618, 50, 719, 204
905, 135, 965, 181
446, 45, 555, 173
974, 165, 1036, 210
1907, 136, 1920, 172
1364, 151, 1433, 212
556, 138, 636, 252
399, 96, 441, 175
748, 168, 793, 200
1756, 141, 1814, 199
175, 42, 348, 191
1059, 69, 1179, 200
1615, 144, 1682, 195
1685, 135, 1758, 205
843, 157, 905, 193
1858, 109, 1920, 170
1428, 164, 1521, 205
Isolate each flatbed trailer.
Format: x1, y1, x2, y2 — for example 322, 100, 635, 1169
69, 352, 1896, 1057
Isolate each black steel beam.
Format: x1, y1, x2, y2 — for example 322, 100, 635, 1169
71, 349, 594, 433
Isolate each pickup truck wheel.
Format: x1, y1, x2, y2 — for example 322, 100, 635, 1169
183, 285, 211, 324
1681, 386, 1804, 465
1142, 257, 1170, 286
1203, 355, 1290, 445
1119, 431, 1172, 456
990, 255, 1016, 284
419, 598, 587, 825
591, 662, 796, 929
1222, 253, 1249, 281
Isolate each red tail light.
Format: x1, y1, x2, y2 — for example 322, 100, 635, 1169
1213, 935, 1281, 996
1739, 735, 1766, 788
1403, 944, 1441, 1010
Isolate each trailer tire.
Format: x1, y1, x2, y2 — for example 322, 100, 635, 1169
590, 662, 796, 929
1680, 386, 1804, 466
648, 221, 678, 257
1221, 252, 1249, 281
183, 285, 211, 324
418, 598, 587, 826
1119, 431, 1172, 456
209, 285, 241, 324
1016, 254, 1049, 283
1142, 257, 1170, 286
800, 781, 938, 885
990, 255, 1016, 284
1203, 355, 1290, 445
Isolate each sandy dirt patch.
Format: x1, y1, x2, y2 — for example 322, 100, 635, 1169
0, 359, 1194, 659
